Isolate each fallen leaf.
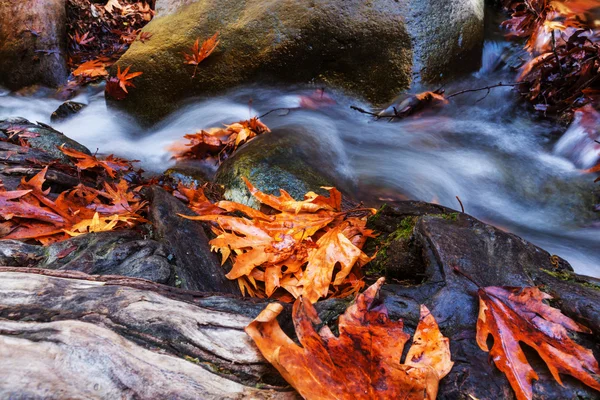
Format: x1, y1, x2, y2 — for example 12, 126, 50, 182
105, 65, 143, 100
477, 285, 600, 400
183, 32, 220, 77
105, 0, 123, 13
72, 59, 108, 79
246, 278, 453, 399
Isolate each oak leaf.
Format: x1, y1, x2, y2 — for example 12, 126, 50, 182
246, 278, 453, 400
477, 286, 600, 400
183, 33, 219, 77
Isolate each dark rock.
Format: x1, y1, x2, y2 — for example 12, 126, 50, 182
0, 231, 173, 284
114, 0, 484, 124
0, 0, 68, 90
148, 186, 240, 294
0, 118, 91, 163
364, 202, 600, 400
215, 127, 352, 209
50, 101, 86, 123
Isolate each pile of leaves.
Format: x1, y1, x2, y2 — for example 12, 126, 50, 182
0, 141, 146, 244
62, 0, 153, 97
246, 278, 454, 400
180, 178, 375, 303
169, 117, 270, 164
502, 0, 600, 116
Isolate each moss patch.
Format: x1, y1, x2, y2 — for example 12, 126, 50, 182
542, 269, 600, 291
365, 216, 417, 277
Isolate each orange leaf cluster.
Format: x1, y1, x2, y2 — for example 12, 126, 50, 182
180, 178, 375, 303
169, 117, 270, 163
105, 65, 143, 100
0, 167, 146, 245
246, 278, 453, 400
183, 32, 220, 78
477, 285, 600, 400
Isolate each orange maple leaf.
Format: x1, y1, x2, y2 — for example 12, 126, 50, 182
183, 32, 219, 77
105, 65, 143, 100
477, 286, 600, 400
246, 278, 454, 400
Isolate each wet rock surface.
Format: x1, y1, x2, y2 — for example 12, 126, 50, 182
363, 203, 600, 399
0, 118, 91, 163
114, 0, 483, 124
0, 231, 172, 284
148, 186, 240, 294
51, 101, 86, 123
215, 127, 352, 209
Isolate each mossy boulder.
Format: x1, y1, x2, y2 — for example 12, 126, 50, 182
215, 127, 353, 209
112, 0, 484, 124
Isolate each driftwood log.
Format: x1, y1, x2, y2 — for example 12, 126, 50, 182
0, 267, 296, 399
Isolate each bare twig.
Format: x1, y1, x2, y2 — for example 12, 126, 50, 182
349, 106, 381, 118
258, 107, 292, 119
551, 30, 564, 77
456, 196, 465, 213
446, 82, 523, 99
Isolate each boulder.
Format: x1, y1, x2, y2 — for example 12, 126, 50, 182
365, 203, 600, 399
0, 0, 68, 90
112, 0, 484, 124
214, 127, 353, 209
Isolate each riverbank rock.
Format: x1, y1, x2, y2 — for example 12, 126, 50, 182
214, 127, 353, 209
0, 118, 91, 163
112, 0, 484, 124
0, 231, 172, 283
148, 186, 240, 294
0, 0, 68, 90
364, 203, 600, 399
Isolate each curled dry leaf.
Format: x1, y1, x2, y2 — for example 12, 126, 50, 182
246, 278, 453, 400
180, 179, 375, 302
477, 285, 600, 400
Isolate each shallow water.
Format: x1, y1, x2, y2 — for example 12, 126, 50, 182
1, 43, 599, 277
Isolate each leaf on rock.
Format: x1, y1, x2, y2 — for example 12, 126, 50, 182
60, 146, 135, 178
64, 212, 136, 236
246, 278, 453, 400
72, 59, 108, 79
476, 285, 600, 400
105, 65, 143, 100
183, 32, 220, 77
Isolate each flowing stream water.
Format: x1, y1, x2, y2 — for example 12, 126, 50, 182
1, 42, 599, 278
